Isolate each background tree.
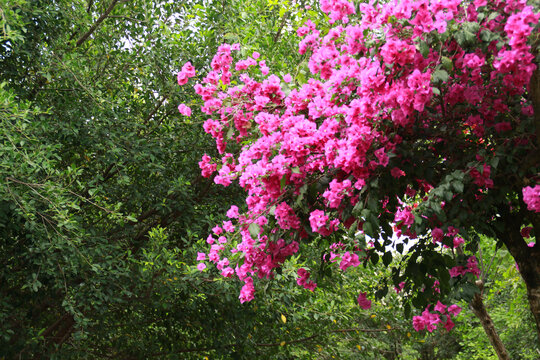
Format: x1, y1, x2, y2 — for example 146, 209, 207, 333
0, 0, 247, 357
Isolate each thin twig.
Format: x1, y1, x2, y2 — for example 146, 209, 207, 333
76, 0, 120, 47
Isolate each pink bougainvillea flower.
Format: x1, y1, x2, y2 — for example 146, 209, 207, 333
523, 185, 540, 213
434, 301, 447, 314
357, 292, 372, 310
447, 304, 462, 317
177, 61, 196, 85
226, 205, 239, 219
178, 103, 192, 116
412, 316, 425, 331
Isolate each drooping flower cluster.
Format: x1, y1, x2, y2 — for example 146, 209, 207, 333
449, 256, 481, 278
177, 0, 539, 317
413, 301, 462, 332
297, 268, 317, 291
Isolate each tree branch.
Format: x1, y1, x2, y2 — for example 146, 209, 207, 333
273, 11, 290, 44
150, 327, 394, 356
143, 96, 168, 126
76, 0, 120, 47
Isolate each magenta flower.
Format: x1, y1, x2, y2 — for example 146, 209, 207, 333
357, 292, 371, 310
177, 103, 191, 116
447, 304, 462, 317
523, 185, 540, 213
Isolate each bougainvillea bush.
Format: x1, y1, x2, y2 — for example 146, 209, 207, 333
178, 0, 540, 339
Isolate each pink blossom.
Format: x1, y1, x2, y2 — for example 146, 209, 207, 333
339, 251, 360, 271
467, 256, 481, 278
523, 185, 540, 213
391, 167, 405, 178
309, 209, 339, 236
274, 202, 301, 230
421, 308, 441, 333
447, 304, 462, 317
449, 266, 465, 277
297, 268, 317, 291
223, 220, 235, 232
444, 317, 455, 331
178, 103, 191, 116
394, 281, 405, 293
320, 0, 355, 24
239, 277, 255, 303
218, 236, 227, 244
221, 267, 234, 277
357, 292, 372, 310
199, 154, 217, 178
432, 228, 444, 243
196, 252, 206, 261
453, 236, 465, 248
177, 61, 196, 85
412, 316, 426, 331
395, 207, 414, 227
227, 205, 240, 218
181, 0, 540, 305
217, 257, 229, 270
434, 301, 447, 313
212, 226, 223, 235
197, 263, 206, 271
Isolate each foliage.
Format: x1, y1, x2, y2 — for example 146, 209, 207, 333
0, 0, 248, 357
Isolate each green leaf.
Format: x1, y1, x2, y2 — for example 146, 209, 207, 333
370, 251, 379, 265
416, 40, 429, 58
432, 69, 449, 83
382, 252, 392, 267
441, 56, 453, 71
248, 223, 260, 238
451, 180, 464, 193
363, 221, 375, 239
226, 126, 235, 139
280, 175, 287, 190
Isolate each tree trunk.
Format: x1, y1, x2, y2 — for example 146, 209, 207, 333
512, 246, 540, 344
498, 214, 540, 345
469, 282, 510, 360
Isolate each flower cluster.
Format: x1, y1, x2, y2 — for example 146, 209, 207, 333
297, 268, 317, 291
449, 256, 481, 278
523, 185, 540, 213
413, 301, 462, 332
180, 0, 539, 310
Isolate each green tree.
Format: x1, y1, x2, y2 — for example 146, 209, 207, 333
0, 0, 248, 357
